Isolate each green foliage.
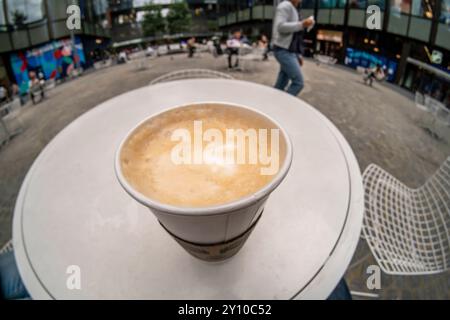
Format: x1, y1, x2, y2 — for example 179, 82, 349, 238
207, 20, 218, 32
142, 1, 192, 36
166, 1, 192, 34
142, 4, 166, 36
12, 10, 28, 26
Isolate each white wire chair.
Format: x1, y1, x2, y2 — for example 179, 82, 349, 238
314, 54, 338, 66
234, 46, 264, 72
0, 239, 13, 255
0, 101, 24, 140
362, 158, 450, 275
149, 69, 234, 86
0, 118, 9, 146
128, 51, 150, 71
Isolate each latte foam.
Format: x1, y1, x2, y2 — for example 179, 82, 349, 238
120, 104, 285, 207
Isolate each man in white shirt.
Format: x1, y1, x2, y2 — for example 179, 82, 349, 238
226, 29, 245, 69
272, 0, 314, 96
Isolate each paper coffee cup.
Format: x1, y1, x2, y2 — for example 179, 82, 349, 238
115, 102, 293, 261
306, 16, 315, 32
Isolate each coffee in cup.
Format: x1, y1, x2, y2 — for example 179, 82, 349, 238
115, 102, 293, 261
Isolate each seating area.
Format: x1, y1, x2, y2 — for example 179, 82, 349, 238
0, 99, 24, 147
149, 68, 234, 85
93, 59, 113, 71
362, 159, 450, 275
414, 92, 450, 142
0, 53, 449, 299
314, 54, 338, 66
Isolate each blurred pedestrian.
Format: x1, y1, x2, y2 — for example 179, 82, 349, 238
364, 64, 384, 86
258, 34, 270, 61
213, 36, 223, 56
11, 83, 19, 100
271, 0, 314, 96
226, 29, 245, 69
187, 37, 196, 58
28, 71, 44, 105
0, 84, 7, 104
118, 51, 127, 64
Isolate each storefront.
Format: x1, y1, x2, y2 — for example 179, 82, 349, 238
403, 57, 450, 109
9, 37, 86, 95
315, 29, 344, 58
344, 47, 399, 82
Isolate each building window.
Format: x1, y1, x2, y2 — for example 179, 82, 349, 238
134, 0, 148, 8
390, 0, 411, 14
411, 0, 435, 18
93, 0, 109, 16
320, 0, 336, 8
319, 0, 347, 8
441, 0, 450, 24
254, 0, 273, 5
0, 0, 6, 27
302, 0, 316, 9
350, 0, 367, 9
338, 0, 347, 8
368, 0, 386, 10
6, 0, 45, 25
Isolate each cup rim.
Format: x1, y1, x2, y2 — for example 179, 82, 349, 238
114, 101, 293, 216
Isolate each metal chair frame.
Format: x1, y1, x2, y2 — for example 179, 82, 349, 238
149, 69, 234, 86
0, 239, 13, 255
362, 158, 450, 275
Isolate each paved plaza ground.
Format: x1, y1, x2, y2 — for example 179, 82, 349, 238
0, 53, 449, 299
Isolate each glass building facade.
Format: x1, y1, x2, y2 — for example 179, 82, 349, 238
216, 0, 450, 107
109, 0, 219, 45
0, 0, 111, 93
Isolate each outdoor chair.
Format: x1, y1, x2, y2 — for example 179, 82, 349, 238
45, 79, 56, 91
129, 52, 150, 71
236, 45, 259, 72
314, 54, 337, 66
0, 240, 12, 255
362, 158, 450, 275
149, 69, 234, 86
93, 59, 112, 71
3, 98, 21, 113
238, 47, 266, 69
414, 92, 428, 112
0, 118, 9, 147
415, 94, 450, 141
193, 44, 209, 58
356, 66, 366, 74
0, 101, 24, 141
423, 95, 450, 126
29, 84, 44, 104
157, 45, 169, 56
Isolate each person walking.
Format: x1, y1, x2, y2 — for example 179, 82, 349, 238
226, 29, 249, 70
258, 34, 270, 61
272, 0, 314, 96
187, 37, 196, 58
363, 64, 384, 86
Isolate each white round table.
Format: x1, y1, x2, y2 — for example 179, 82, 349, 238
13, 80, 364, 299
